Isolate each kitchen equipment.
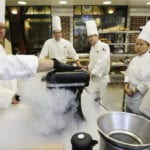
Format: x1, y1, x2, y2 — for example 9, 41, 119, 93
97, 112, 150, 150
42, 69, 89, 119
71, 132, 98, 150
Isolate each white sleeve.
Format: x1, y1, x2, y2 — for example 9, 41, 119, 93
124, 58, 134, 83
92, 44, 110, 77
66, 42, 79, 60
0, 86, 15, 109
0, 54, 38, 80
139, 88, 150, 117
124, 67, 130, 83
39, 41, 49, 59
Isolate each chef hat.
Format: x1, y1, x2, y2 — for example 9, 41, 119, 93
85, 20, 98, 36
0, 0, 6, 23
52, 15, 62, 31
137, 21, 150, 44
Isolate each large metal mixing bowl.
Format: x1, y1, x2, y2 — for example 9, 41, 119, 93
97, 112, 150, 150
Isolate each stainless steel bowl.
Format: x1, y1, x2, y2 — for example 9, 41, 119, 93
97, 112, 150, 149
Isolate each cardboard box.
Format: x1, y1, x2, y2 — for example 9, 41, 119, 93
29, 144, 64, 150
8, 144, 64, 150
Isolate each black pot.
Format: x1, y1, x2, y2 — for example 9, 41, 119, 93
71, 132, 98, 150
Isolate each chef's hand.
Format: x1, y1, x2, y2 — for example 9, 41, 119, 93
11, 95, 20, 104
76, 60, 88, 70
124, 83, 134, 97
80, 65, 88, 71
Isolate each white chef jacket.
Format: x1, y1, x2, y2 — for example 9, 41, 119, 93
124, 50, 150, 114
86, 40, 110, 101
0, 45, 18, 108
0, 45, 18, 91
39, 38, 79, 63
88, 40, 110, 80
0, 44, 38, 108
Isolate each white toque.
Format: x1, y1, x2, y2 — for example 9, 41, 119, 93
52, 15, 62, 31
138, 21, 150, 44
0, 0, 6, 23
85, 20, 98, 36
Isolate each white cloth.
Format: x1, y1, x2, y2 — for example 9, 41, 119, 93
124, 50, 150, 114
86, 20, 98, 36
0, 45, 38, 80
0, 87, 15, 109
39, 38, 79, 63
138, 21, 150, 44
52, 15, 62, 31
139, 88, 150, 117
86, 40, 110, 103
0, 0, 5, 23
0, 45, 18, 92
88, 40, 110, 79
0, 45, 18, 108
0, 44, 39, 108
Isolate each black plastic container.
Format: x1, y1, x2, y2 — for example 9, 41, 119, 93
71, 132, 98, 150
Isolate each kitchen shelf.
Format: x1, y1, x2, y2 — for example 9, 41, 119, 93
72, 30, 139, 83
111, 63, 128, 67
99, 30, 139, 53
110, 52, 137, 83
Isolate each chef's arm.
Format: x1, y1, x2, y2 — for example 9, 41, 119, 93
0, 55, 79, 80
124, 82, 134, 97
39, 41, 49, 59
75, 59, 87, 70
0, 55, 54, 80
124, 69, 136, 96
37, 58, 54, 72
75, 59, 81, 66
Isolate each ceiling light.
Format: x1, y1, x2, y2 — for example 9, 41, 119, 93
146, 2, 150, 5
59, 0, 67, 4
11, 8, 18, 14
108, 9, 114, 14
17, 0, 27, 5
102, 1, 112, 5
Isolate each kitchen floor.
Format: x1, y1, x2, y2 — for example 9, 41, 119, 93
50, 83, 125, 150
0, 81, 125, 150
72, 83, 125, 150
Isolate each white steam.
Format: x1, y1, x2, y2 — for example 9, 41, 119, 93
0, 72, 81, 149
0, 72, 109, 150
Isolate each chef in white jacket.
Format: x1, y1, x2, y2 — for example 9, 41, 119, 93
0, 43, 18, 105
39, 15, 81, 67
81, 20, 110, 130
86, 20, 110, 103
0, 37, 54, 109
0, 0, 18, 108
0, 0, 57, 109
124, 21, 150, 118
0, 0, 19, 106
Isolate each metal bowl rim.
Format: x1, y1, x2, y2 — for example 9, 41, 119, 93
97, 112, 150, 148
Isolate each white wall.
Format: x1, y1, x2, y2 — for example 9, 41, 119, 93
51, 6, 74, 43
51, 6, 73, 16
129, 6, 150, 16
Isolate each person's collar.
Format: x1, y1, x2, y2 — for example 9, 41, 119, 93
53, 37, 62, 42
139, 50, 149, 57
